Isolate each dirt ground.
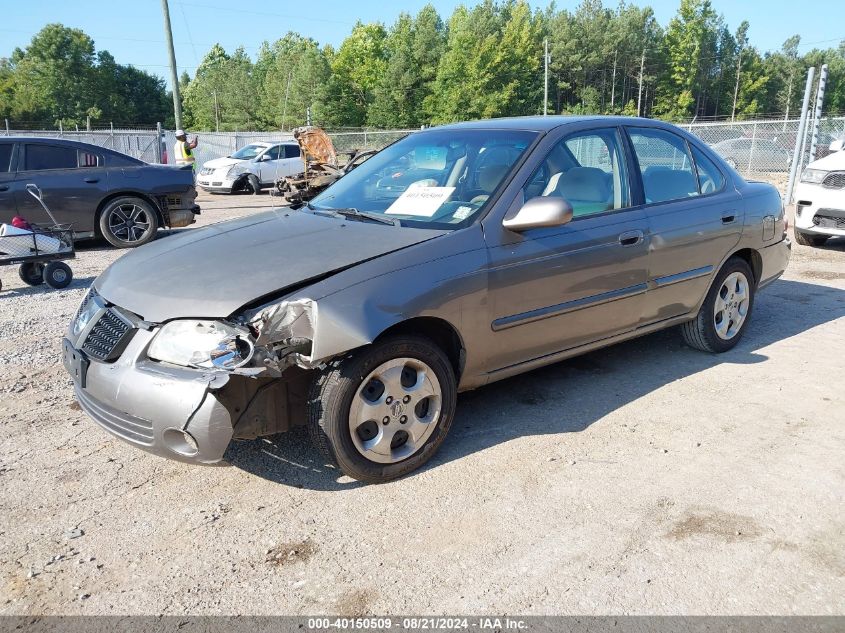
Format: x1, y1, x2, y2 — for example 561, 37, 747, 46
0, 189, 843, 616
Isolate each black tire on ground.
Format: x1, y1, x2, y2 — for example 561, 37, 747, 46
247, 174, 262, 195
793, 229, 828, 247
680, 257, 756, 353
99, 196, 159, 248
306, 335, 458, 484
18, 262, 45, 286
43, 261, 73, 289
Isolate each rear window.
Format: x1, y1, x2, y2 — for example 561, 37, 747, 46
24, 145, 100, 170
0, 144, 12, 172
284, 144, 301, 159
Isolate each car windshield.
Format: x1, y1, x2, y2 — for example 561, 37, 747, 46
230, 144, 268, 160
310, 129, 537, 228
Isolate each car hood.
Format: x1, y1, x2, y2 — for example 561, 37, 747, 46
202, 156, 243, 170
94, 210, 447, 322
806, 151, 845, 171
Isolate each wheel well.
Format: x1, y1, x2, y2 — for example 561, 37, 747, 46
95, 192, 164, 236
729, 248, 762, 285
376, 317, 465, 379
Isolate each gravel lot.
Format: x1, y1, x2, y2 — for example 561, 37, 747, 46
1, 189, 843, 616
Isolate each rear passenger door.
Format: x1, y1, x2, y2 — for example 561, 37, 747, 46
0, 142, 16, 223
281, 143, 302, 177
13, 143, 107, 233
626, 126, 742, 324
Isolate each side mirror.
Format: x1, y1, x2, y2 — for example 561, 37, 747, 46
256, 154, 270, 162
502, 196, 573, 232
829, 138, 845, 153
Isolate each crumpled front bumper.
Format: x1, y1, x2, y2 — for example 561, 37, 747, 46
64, 328, 234, 465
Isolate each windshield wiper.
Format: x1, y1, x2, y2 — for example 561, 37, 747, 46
332, 207, 398, 226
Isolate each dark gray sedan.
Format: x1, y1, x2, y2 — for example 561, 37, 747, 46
63, 116, 790, 483
0, 137, 199, 247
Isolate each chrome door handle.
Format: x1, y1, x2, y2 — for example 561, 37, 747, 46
618, 230, 644, 246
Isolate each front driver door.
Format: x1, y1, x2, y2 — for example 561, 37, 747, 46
483, 125, 651, 372
256, 145, 284, 185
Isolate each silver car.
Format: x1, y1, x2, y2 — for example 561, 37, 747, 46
63, 116, 791, 483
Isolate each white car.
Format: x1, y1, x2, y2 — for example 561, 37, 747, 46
794, 137, 845, 246
197, 141, 302, 194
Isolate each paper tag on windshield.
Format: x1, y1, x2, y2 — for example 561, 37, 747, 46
385, 186, 455, 217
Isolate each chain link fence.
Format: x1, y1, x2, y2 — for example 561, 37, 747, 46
5, 119, 844, 195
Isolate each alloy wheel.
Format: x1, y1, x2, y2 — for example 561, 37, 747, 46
108, 204, 153, 243
713, 271, 750, 340
348, 357, 442, 464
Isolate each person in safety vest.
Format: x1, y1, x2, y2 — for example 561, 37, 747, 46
174, 129, 198, 168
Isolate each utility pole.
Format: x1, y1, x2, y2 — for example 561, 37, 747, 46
281, 69, 293, 131
610, 49, 617, 112
637, 48, 645, 117
543, 38, 550, 116
160, 0, 183, 130
213, 90, 220, 132
731, 47, 743, 122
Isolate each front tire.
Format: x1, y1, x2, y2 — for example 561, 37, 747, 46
307, 335, 457, 483
681, 257, 755, 353
794, 229, 828, 247
99, 197, 159, 248
247, 174, 262, 195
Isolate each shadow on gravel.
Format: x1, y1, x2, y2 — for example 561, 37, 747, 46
0, 274, 95, 297
226, 278, 845, 489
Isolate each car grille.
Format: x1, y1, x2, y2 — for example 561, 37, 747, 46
199, 167, 214, 175
822, 172, 845, 189
81, 308, 136, 361
76, 385, 154, 445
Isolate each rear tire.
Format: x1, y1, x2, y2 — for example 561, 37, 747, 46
307, 335, 457, 484
681, 257, 755, 353
99, 197, 159, 248
19, 262, 45, 286
794, 229, 828, 247
43, 261, 73, 289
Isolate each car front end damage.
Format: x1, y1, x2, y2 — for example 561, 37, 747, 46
62, 288, 361, 464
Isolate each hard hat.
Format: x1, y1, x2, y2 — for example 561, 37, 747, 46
176, 129, 186, 137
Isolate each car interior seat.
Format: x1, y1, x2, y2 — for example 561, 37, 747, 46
545, 166, 612, 216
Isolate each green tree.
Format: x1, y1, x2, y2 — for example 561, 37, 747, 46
323, 22, 388, 126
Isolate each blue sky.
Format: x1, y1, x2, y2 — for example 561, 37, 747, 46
2, 0, 843, 83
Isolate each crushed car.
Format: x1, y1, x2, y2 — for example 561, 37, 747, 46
275, 126, 376, 204
63, 116, 790, 484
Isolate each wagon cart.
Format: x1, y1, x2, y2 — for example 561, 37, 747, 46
0, 184, 75, 292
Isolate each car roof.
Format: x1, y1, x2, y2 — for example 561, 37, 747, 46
0, 136, 144, 163
429, 115, 679, 133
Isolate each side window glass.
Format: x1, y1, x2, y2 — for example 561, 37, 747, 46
285, 144, 301, 159
0, 144, 12, 172
628, 128, 698, 203
523, 128, 629, 218
691, 146, 725, 194
24, 144, 79, 171
267, 146, 282, 160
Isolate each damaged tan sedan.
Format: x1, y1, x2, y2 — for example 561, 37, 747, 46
63, 116, 790, 483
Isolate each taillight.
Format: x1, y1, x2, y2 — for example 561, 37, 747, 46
783, 207, 789, 239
